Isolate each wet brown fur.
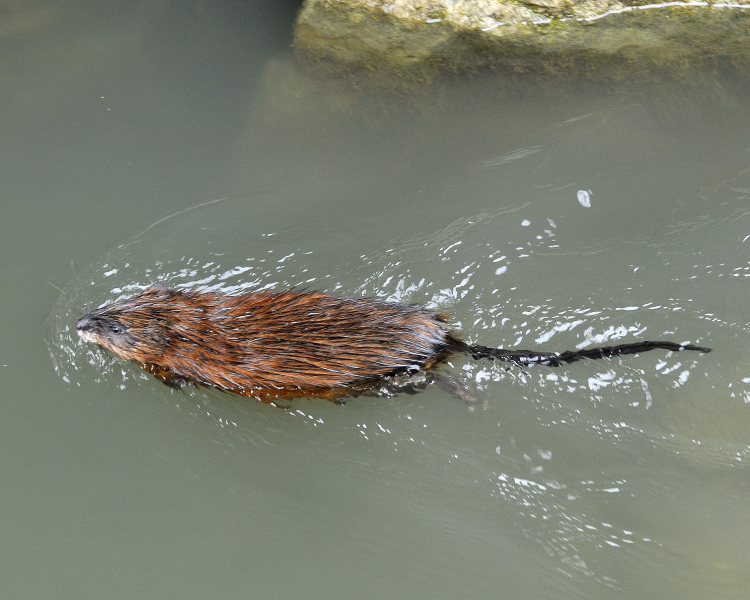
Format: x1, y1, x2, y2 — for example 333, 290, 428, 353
77, 284, 461, 401
77, 284, 711, 402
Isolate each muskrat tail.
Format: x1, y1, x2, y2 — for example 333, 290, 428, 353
460, 340, 712, 368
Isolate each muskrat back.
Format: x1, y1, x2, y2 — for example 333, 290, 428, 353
77, 284, 711, 401
76, 284, 462, 396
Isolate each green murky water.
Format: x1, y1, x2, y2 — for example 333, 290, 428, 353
2, 2, 748, 598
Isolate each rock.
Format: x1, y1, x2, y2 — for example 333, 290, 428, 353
294, 0, 750, 83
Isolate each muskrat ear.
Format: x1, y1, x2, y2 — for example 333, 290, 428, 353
148, 281, 171, 292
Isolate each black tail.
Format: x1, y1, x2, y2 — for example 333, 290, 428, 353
463, 340, 711, 367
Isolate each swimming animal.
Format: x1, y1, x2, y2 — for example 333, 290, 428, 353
76, 284, 711, 402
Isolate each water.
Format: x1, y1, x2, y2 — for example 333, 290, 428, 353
2, 2, 749, 598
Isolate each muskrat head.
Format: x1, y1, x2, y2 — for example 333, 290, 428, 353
76, 288, 171, 363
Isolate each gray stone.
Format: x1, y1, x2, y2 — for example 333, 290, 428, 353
294, 0, 750, 82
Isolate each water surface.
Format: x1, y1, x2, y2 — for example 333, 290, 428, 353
2, 2, 749, 599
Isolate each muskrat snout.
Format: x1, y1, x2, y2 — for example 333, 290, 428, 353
76, 313, 91, 331
76, 313, 97, 343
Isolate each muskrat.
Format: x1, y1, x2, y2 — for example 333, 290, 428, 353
76, 283, 711, 402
